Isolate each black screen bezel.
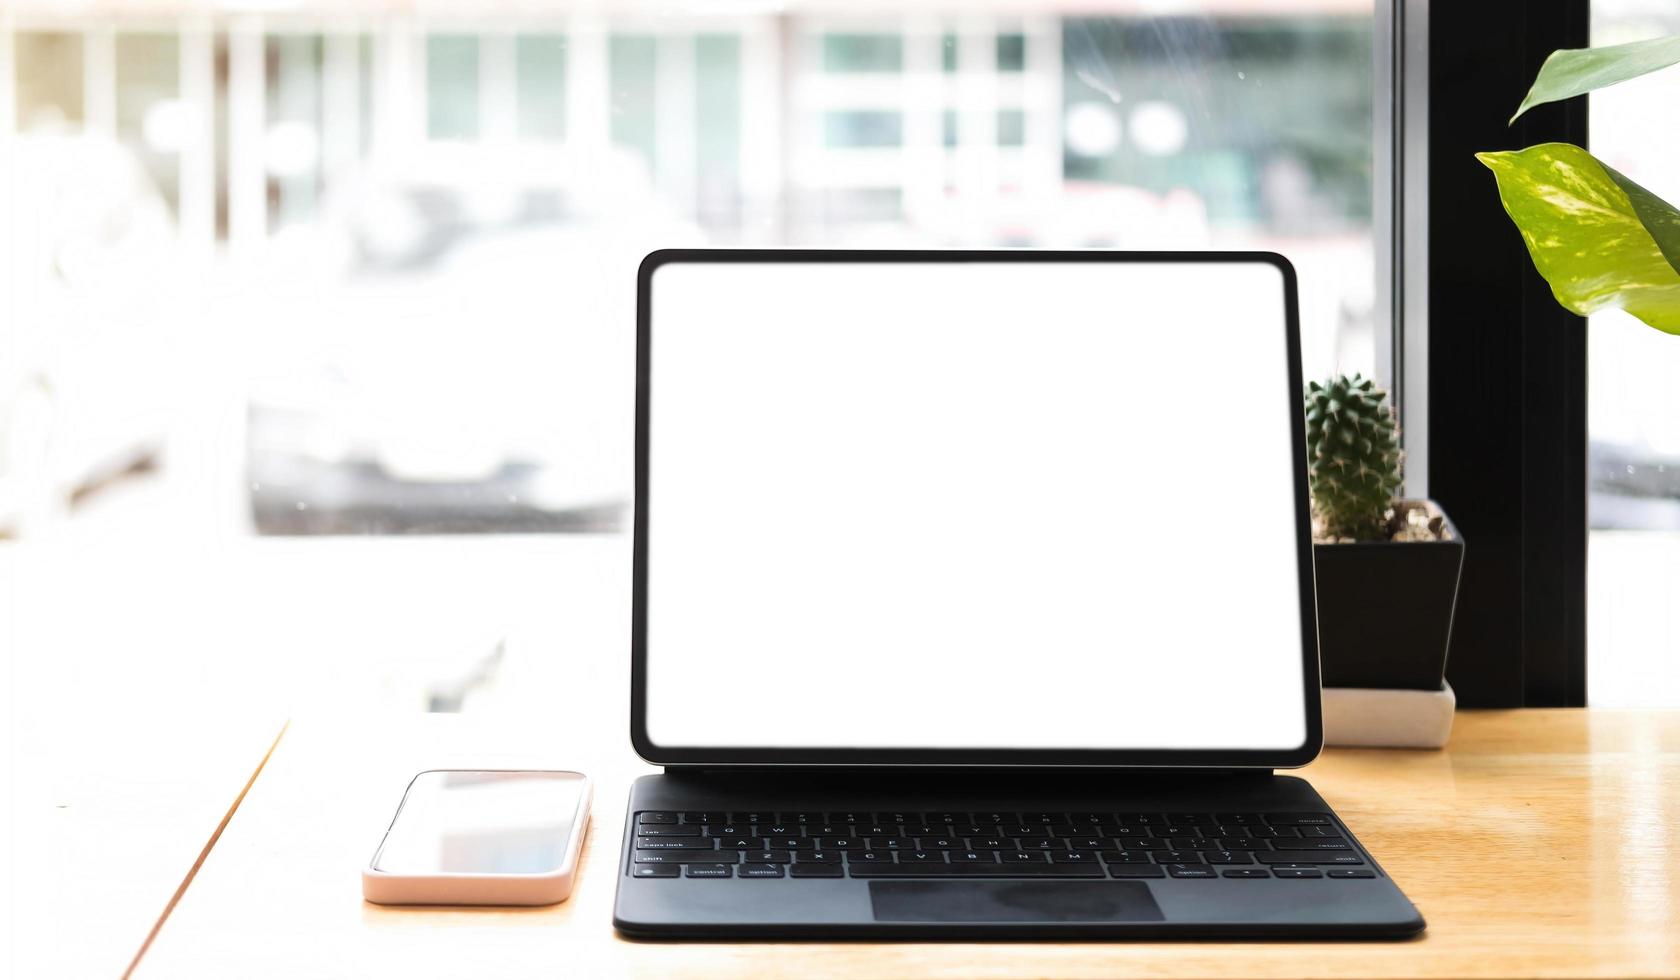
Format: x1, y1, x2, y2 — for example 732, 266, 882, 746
631, 249, 1322, 769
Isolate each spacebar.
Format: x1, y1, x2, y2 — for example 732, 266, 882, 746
846, 863, 1106, 878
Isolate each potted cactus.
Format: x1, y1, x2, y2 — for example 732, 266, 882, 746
1306, 375, 1465, 693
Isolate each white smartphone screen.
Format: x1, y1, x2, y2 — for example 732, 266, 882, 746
371, 771, 588, 875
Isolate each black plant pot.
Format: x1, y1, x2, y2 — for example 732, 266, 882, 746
1312, 502, 1465, 691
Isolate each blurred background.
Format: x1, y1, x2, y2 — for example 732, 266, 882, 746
4, 0, 1680, 715
1586, 0, 1680, 707
0, 1, 1377, 548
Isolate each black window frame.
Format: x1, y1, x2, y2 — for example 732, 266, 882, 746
1426, 0, 1589, 707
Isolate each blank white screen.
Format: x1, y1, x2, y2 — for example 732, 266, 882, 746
645, 259, 1306, 751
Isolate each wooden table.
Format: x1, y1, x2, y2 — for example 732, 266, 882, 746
0, 542, 290, 979
129, 708, 1680, 978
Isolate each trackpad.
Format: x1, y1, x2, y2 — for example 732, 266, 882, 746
869, 881, 1164, 923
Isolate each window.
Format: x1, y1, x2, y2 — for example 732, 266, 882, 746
996, 33, 1027, 72
822, 34, 903, 72
1587, 0, 1680, 706
1, 3, 1384, 711
824, 110, 903, 147
516, 35, 567, 141
426, 34, 480, 140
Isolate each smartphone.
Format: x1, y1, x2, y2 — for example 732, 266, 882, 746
362, 769, 591, 906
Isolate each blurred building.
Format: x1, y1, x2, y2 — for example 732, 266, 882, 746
1, 2, 1376, 535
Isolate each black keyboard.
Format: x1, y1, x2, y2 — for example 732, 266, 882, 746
627, 809, 1375, 881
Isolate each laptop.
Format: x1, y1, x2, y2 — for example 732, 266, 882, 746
612, 249, 1425, 939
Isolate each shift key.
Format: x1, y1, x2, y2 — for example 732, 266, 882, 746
635, 850, 739, 864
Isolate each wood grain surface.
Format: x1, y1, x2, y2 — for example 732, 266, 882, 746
132, 708, 1680, 979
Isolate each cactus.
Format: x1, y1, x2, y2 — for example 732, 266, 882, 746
1305, 374, 1403, 540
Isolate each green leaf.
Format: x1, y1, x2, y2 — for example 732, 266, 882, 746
1511, 33, 1680, 123
1476, 142, 1680, 334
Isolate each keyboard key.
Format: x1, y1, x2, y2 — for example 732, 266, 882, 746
812, 825, 849, 837
732, 812, 774, 825
1218, 838, 1265, 851
1270, 838, 1351, 850
1166, 865, 1218, 878
898, 852, 945, 865
880, 812, 923, 825
969, 838, 1010, 850
930, 812, 969, 825
765, 837, 811, 850
790, 863, 844, 878
1067, 838, 1106, 851
1222, 869, 1271, 879
745, 851, 792, 863
713, 837, 761, 850
632, 865, 679, 878
637, 837, 716, 850
708, 825, 749, 838
848, 863, 1104, 878
1153, 851, 1202, 864
1019, 838, 1057, 850
637, 812, 677, 825
635, 825, 701, 837
1298, 825, 1344, 838
1003, 852, 1045, 864
830, 812, 868, 824
1272, 868, 1323, 879
1266, 813, 1334, 826
798, 851, 841, 863
1165, 813, 1210, 825
1021, 812, 1060, 824
1072, 813, 1113, 824
821, 838, 864, 850
975, 812, 1014, 826
739, 863, 785, 879
686, 864, 732, 878
1155, 825, 1205, 839
1328, 869, 1378, 879
1047, 825, 1083, 838
1100, 851, 1154, 865
1170, 838, 1215, 850
1202, 851, 1253, 865
635, 850, 739, 864
1115, 838, 1161, 850
853, 851, 891, 863
951, 851, 996, 863
682, 812, 724, 824
861, 825, 893, 836
923, 837, 960, 850
1254, 853, 1363, 865
761, 825, 797, 837
786, 812, 823, 825
1216, 813, 1263, 825
1052, 851, 1098, 863
871, 838, 911, 850
957, 825, 999, 838
1109, 865, 1166, 878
